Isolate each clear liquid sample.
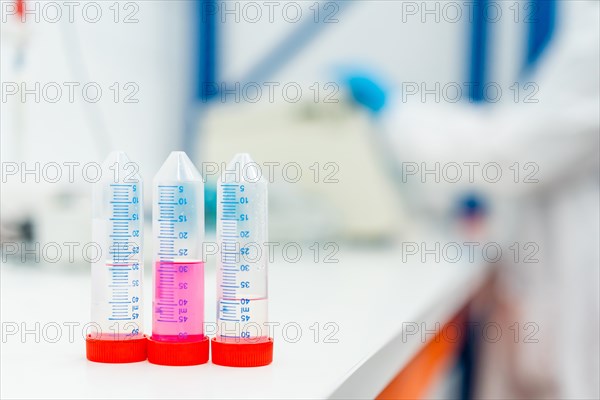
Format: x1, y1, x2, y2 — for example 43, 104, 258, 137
91, 152, 144, 340
216, 153, 270, 342
217, 298, 269, 343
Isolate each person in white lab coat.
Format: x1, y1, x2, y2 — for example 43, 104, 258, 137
374, 1, 599, 398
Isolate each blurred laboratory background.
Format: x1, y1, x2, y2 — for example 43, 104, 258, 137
1, 0, 599, 399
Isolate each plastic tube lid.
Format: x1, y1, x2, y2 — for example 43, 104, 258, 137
211, 338, 273, 367
86, 335, 147, 363
147, 336, 209, 366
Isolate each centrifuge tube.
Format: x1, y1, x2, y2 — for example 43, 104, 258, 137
147, 151, 209, 365
212, 153, 273, 367
87, 151, 147, 363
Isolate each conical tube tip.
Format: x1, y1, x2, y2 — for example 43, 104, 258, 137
155, 151, 203, 182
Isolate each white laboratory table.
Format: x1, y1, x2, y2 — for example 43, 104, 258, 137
1, 248, 488, 399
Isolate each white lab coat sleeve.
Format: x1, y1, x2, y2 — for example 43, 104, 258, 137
381, 0, 599, 200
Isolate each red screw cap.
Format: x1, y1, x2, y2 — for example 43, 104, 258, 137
147, 336, 209, 366
211, 337, 273, 367
86, 334, 147, 363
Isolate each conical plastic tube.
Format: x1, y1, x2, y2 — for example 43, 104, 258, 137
148, 151, 209, 365
87, 151, 147, 363
212, 153, 273, 367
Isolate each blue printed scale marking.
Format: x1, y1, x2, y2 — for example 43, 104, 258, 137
108, 184, 141, 323
218, 184, 244, 334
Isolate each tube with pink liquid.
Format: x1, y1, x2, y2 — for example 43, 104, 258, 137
147, 151, 209, 366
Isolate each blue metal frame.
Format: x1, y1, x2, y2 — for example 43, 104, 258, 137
197, 0, 218, 102
468, 0, 490, 103
524, 0, 556, 74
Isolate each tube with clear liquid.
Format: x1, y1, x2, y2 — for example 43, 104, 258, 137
212, 153, 273, 367
147, 151, 209, 366
87, 151, 147, 363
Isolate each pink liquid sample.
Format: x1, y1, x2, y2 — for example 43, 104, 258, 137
153, 261, 204, 342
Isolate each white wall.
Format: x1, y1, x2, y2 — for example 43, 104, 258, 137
220, 0, 525, 94
1, 0, 195, 185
